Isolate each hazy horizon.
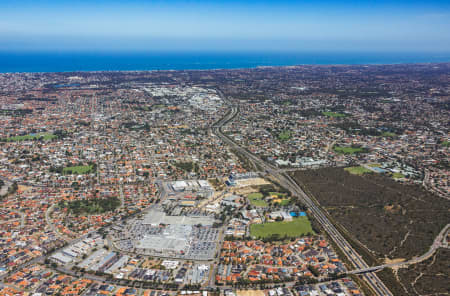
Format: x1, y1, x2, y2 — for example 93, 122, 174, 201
1, 0, 450, 52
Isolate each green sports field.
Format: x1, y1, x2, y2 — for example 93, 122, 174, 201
278, 199, 291, 206
269, 192, 287, 197
392, 172, 405, 179
278, 130, 292, 141
344, 166, 372, 175
322, 111, 347, 118
247, 192, 268, 207
269, 192, 290, 205
250, 216, 313, 239
63, 165, 94, 175
333, 145, 368, 154
381, 131, 397, 137
4, 132, 56, 142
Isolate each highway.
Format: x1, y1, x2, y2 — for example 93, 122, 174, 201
212, 104, 393, 296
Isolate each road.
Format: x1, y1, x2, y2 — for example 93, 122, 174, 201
3, 95, 444, 294
212, 103, 393, 296
45, 203, 72, 241
350, 223, 450, 274
0, 175, 46, 188
326, 132, 344, 153
423, 169, 449, 200
0, 221, 97, 280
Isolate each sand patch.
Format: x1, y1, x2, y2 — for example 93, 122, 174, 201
237, 290, 265, 296
18, 185, 32, 193
384, 258, 405, 264
236, 177, 270, 187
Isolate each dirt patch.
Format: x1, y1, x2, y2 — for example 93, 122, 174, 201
235, 177, 270, 187
384, 204, 403, 214
18, 185, 32, 192
233, 186, 260, 196
384, 258, 405, 265
237, 290, 265, 296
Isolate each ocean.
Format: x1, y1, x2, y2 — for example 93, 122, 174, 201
0, 51, 449, 73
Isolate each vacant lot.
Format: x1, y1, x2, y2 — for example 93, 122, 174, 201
247, 192, 268, 207
236, 177, 270, 187
291, 168, 449, 260
174, 161, 195, 172
344, 166, 372, 175
237, 290, 265, 296
63, 165, 94, 175
250, 216, 313, 239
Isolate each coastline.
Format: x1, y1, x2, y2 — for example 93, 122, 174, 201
0, 51, 449, 73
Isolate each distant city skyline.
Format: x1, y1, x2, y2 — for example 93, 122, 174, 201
1, 0, 450, 52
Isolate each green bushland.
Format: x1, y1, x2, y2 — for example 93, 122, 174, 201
377, 268, 408, 296
442, 141, 449, 147
292, 167, 450, 260
63, 165, 94, 175
250, 216, 313, 239
59, 196, 120, 215
398, 249, 450, 295
3, 132, 56, 142
322, 111, 347, 118
174, 161, 195, 172
333, 145, 369, 154
247, 192, 267, 207
344, 166, 372, 175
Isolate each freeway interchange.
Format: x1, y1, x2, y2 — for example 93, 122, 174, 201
212, 104, 393, 296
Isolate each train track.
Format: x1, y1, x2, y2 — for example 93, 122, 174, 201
212, 103, 392, 296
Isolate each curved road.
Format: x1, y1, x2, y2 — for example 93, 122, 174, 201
350, 223, 449, 274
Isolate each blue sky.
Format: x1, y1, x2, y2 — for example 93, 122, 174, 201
0, 0, 449, 52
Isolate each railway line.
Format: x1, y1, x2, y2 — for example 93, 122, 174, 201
212, 104, 393, 296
